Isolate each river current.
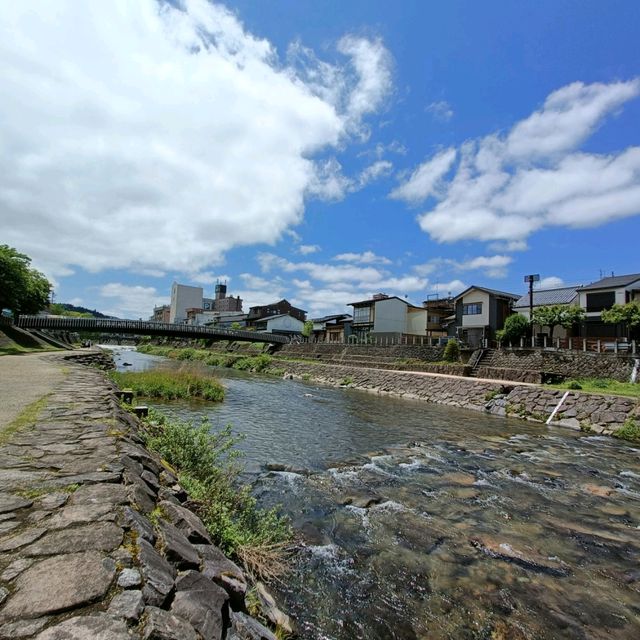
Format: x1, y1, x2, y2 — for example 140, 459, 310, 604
110, 347, 640, 639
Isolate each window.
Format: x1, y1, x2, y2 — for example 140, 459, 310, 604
428, 315, 440, 323
353, 306, 371, 323
463, 302, 483, 315
586, 291, 615, 312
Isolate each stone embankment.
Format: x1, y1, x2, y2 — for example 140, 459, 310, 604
276, 361, 640, 435
0, 352, 281, 640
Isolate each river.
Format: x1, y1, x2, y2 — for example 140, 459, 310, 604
109, 346, 640, 639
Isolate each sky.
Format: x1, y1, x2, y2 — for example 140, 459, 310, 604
1, 0, 640, 319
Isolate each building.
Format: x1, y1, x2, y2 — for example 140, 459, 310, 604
349, 294, 427, 341
513, 286, 579, 339
450, 286, 520, 347
422, 297, 454, 338
310, 314, 352, 342
253, 313, 304, 335
246, 299, 306, 327
150, 304, 170, 323
185, 309, 247, 328
211, 282, 243, 313
169, 283, 203, 324
576, 273, 640, 337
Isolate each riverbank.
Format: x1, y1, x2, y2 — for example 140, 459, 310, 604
0, 351, 288, 639
136, 343, 640, 440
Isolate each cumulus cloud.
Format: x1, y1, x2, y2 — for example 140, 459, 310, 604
414, 254, 512, 278
389, 148, 457, 204
392, 79, 640, 244
537, 276, 565, 289
99, 283, 169, 319
333, 251, 392, 265
426, 100, 454, 122
0, 1, 393, 279
297, 244, 321, 255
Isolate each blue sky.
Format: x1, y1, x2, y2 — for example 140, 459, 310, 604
2, 0, 639, 318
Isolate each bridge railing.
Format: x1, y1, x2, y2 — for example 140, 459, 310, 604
15, 315, 288, 344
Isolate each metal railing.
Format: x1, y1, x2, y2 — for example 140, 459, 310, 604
498, 336, 637, 354
15, 315, 288, 344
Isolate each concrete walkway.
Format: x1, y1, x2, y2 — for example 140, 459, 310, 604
0, 353, 68, 429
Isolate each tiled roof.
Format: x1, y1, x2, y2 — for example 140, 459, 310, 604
578, 273, 640, 291
513, 287, 578, 308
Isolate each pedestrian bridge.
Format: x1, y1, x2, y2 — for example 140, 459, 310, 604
15, 315, 289, 345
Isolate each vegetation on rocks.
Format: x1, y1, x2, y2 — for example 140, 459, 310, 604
613, 418, 640, 443
138, 408, 292, 579
110, 368, 224, 401
137, 344, 276, 374
547, 377, 640, 398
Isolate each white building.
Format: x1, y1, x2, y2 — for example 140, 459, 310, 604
254, 313, 304, 335
169, 283, 203, 324
349, 294, 427, 341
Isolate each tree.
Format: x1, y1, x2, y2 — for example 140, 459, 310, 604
230, 322, 242, 330
531, 305, 584, 339
497, 314, 530, 343
301, 320, 314, 337
0, 245, 51, 316
443, 338, 460, 362
601, 302, 640, 338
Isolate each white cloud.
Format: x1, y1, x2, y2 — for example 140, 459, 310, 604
399, 79, 640, 243
0, 1, 392, 279
333, 251, 392, 265
389, 148, 457, 204
537, 276, 565, 289
413, 254, 511, 278
426, 100, 454, 122
189, 271, 229, 286
357, 160, 394, 187
298, 244, 321, 255
489, 240, 528, 252
99, 283, 168, 319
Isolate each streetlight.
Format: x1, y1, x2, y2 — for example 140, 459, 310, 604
524, 274, 540, 342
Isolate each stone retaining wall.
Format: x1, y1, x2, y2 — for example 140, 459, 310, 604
476, 366, 545, 384
276, 361, 640, 435
0, 352, 284, 640
279, 342, 445, 362
488, 349, 636, 382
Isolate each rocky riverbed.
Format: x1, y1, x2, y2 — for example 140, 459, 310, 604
0, 352, 282, 639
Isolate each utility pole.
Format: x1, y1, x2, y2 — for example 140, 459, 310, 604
524, 274, 540, 341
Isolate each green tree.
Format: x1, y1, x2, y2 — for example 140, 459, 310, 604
301, 320, 314, 337
531, 305, 585, 339
443, 338, 460, 362
0, 245, 51, 316
497, 313, 530, 343
601, 302, 640, 338
230, 322, 242, 330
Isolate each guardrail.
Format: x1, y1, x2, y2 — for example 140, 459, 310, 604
15, 315, 288, 345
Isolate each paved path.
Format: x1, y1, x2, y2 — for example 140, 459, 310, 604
0, 353, 68, 429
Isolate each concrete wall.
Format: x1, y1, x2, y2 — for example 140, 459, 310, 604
266, 315, 304, 333
406, 307, 427, 335
461, 290, 490, 327
170, 283, 203, 323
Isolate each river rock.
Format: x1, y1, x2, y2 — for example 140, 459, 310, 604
69, 483, 130, 506
580, 483, 614, 498
156, 521, 200, 569
340, 492, 383, 508
25, 522, 123, 556
138, 538, 176, 607
0, 527, 47, 552
122, 506, 156, 543
0, 618, 49, 639
108, 589, 144, 622
158, 500, 211, 544
1, 558, 34, 582
199, 545, 247, 608
34, 614, 131, 639
230, 611, 278, 640
255, 582, 294, 635
142, 606, 199, 640
171, 570, 228, 640
0, 552, 116, 620
117, 567, 142, 588
0, 494, 32, 514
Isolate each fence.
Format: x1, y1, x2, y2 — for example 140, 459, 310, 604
499, 336, 637, 354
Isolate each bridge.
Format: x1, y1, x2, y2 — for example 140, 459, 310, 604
15, 315, 289, 345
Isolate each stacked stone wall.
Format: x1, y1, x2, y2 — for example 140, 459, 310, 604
279, 342, 445, 362
488, 349, 635, 382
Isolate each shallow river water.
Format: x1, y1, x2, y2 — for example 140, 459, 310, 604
110, 347, 640, 639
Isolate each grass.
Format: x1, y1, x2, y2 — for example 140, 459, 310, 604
613, 418, 640, 443
137, 408, 292, 580
110, 368, 224, 401
0, 394, 50, 445
547, 377, 640, 398
137, 344, 277, 375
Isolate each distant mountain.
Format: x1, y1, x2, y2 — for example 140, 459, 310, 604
52, 303, 117, 319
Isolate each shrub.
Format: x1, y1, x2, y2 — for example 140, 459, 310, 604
139, 409, 292, 578
497, 314, 530, 343
443, 338, 460, 362
566, 380, 582, 390
613, 419, 640, 443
